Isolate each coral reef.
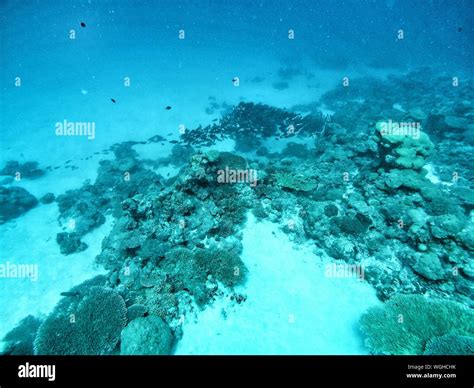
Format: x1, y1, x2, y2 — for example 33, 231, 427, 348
7, 68, 473, 355
359, 294, 474, 355
423, 334, 474, 355
56, 232, 88, 255
1, 315, 42, 355
0, 186, 38, 224
34, 285, 126, 355
120, 316, 174, 355
39, 192, 55, 204
0, 160, 46, 179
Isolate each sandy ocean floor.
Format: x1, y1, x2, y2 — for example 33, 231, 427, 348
175, 213, 380, 355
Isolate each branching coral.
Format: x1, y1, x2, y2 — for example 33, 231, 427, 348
360, 294, 474, 355
423, 334, 474, 355
34, 287, 127, 355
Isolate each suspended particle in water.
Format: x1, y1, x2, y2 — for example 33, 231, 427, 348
15, 76, 21, 87
178, 29, 185, 39
124, 77, 131, 87
14, 171, 21, 181
452, 171, 459, 183
288, 29, 295, 39
452, 76, 459, 87
124, 171, 130, 182
342, 76, 349, 87
69, 29, 76, 39
232, 77, 240, 86
397, 29, 404, 40
179, 124, 186, 135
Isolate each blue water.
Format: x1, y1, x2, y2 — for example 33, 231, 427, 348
0, 0, 473, 355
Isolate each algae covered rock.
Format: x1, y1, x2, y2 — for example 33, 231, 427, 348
56, 232, 88, 255
457, 222, 474, 251
382, 169, 430, 191
410, 252, 446, 281
121, 316, 173, 355
273, 172, 318, 192
332, 213, 372, 235
429, 214, 465, 240
39, 192, 55, 204
0, 160, 46, 179
0, 186, 38, 224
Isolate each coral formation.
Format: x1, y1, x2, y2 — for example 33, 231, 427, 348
121, 316, 173, 355
1, 315, 42, 355
34, 286, 126, 355
0, 186, 38, 224
423, 334, 474, 355
360, 294, 474, 355
0, 160, 46, 179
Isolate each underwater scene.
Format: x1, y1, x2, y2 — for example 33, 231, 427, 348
0, 0, 473, 357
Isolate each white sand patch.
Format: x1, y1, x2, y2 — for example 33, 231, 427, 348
175, 213, 380, 355
134, 141, 174, 162
262, 135, 316, 154
424, 163, 453, 186
0, 204, 111, 350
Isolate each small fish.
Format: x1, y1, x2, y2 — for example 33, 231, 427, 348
458, 27, 462, 32
111, 98, 116, 103
165, 106, 172, 110
170, 140, 178, 144
60, 291, 81, 297
80, 22, 86, 28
